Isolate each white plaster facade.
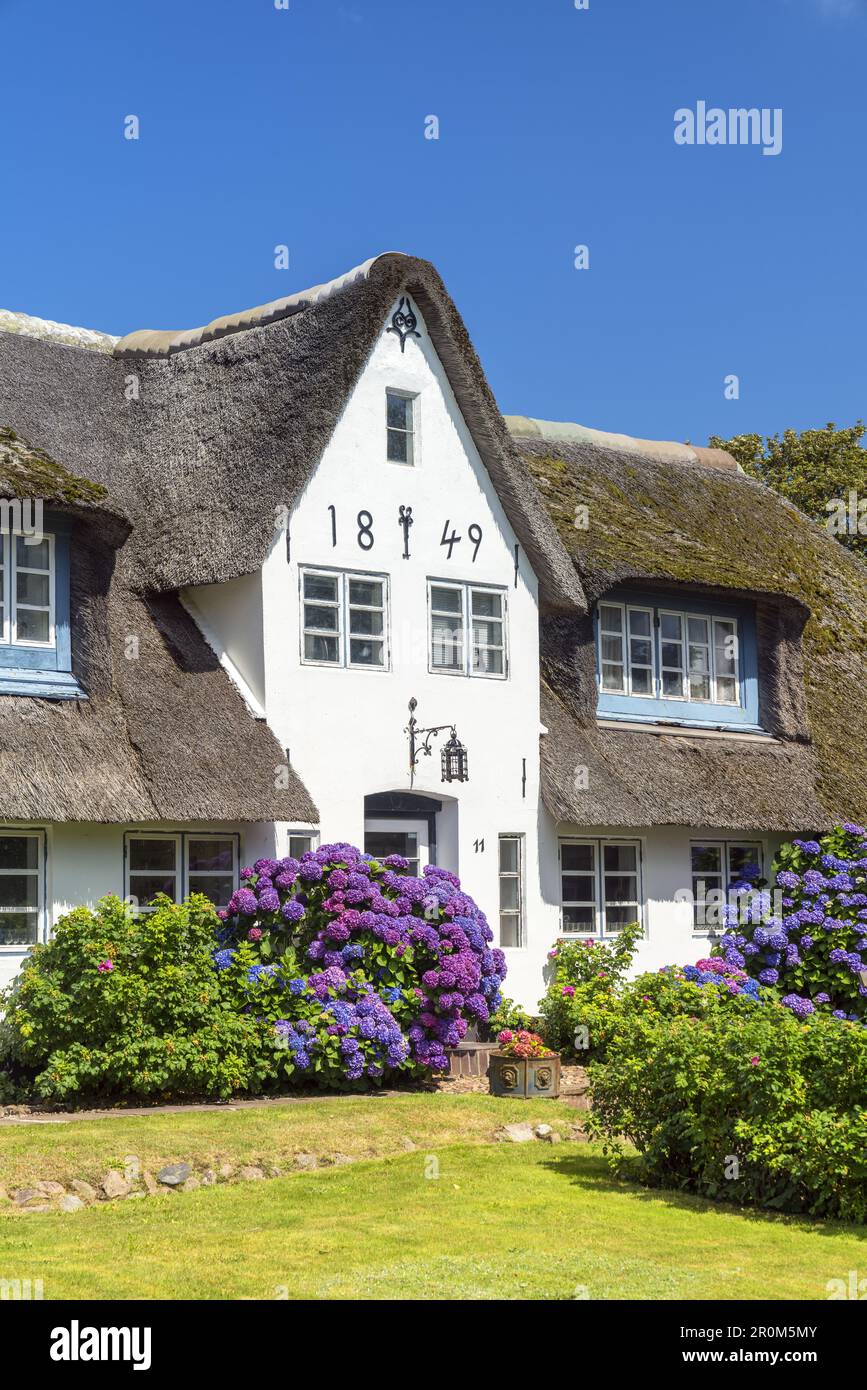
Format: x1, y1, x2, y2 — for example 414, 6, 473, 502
0, 301, 787, 1009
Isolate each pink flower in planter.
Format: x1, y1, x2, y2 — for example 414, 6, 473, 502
97, 959, 113, 974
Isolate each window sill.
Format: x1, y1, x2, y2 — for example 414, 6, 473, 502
0, 670, 86, 700
597, 713, 771, 740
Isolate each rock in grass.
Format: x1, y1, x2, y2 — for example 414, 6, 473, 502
181, 1176, 201, 1193
101, 1171, 131, 1200
534, 1124, 553, 1138
293, 1153, 318, 1171
218, 1163, 235, 1180
200, 1170, 216, 1187
156, 1163, 191, 1187
37, 1180, 66, 1197
238, 1165, 265, 1181
495, 1123, 536, 1144
12, 1188, 42, 1206
58, 1195, 84, 1213
540, 1130, 561, 1144
70, 1180, 97, 1202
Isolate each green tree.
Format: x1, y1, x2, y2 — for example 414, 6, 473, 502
709, 422, 867, 558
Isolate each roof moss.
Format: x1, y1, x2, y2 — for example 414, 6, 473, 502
0, 426, 108, 506
519, 440, 867, 824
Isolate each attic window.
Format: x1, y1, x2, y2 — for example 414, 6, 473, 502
595, 590, 761, 732
0, 517, 82, 699
386, 391, 416, 465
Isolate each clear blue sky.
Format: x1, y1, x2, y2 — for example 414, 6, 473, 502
0, 0, 864, 444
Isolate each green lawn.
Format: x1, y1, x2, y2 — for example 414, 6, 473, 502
1, 1098, 864, 1300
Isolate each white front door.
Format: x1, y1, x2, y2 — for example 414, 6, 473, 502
364, 818, 430, 876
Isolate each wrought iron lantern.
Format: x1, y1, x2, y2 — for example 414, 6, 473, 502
406, 698, 469, 787
440, 730, 469, 784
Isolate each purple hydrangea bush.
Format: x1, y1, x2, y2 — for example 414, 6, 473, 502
714, 823, 867, 1023
215, 843, 506, 1085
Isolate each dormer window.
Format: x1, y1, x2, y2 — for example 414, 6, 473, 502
595, 590, 760, 731
386, 390, 416, 465
0, 533, 54, 646
0, 516, 80, 698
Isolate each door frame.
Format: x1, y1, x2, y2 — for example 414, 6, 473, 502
363, 793, 442, 866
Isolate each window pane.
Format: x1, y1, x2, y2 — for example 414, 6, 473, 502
689, 672, 711, 701
660, 612, 682, 640
561, 843, 593, 873
563, 905, 595, 931
601, 634, 623, 663
348, 579, 382, 608
0, 836, 38, 870
599, 605, 622, 633
716, 676, 738, 704
499, 914, 521, 948
0, 912, 37, 946
499, 877, 520, 911
188, 839, 234, 873
499, 837, 519, 872
688, 616, 709, 645
129, 838, 177, 872
303, 574, 338, 603
714, 620, 738, 676
628, 609, 652, 637
289, 836, 314, 858
16, 572, 49, 606
602, 905, 635, 932
604, 844, 636, 873
691, 845, 722, 874
601, 662, 625, 692
431, 586, 461, 615
471, 591, 502, 619
604, 874, 637, 902
729, 844, 762, 881
349, 607, 384, 637
304, 603, 338, 632
631, 666, 652, 696
0, 873, 38, 909
17, 537, 49, 569
473, 646, 503, 675
661, 641, 682, 668
629, 637, 652, 666
562, 875, 596, 902
349, 638, 383, 666
16, 608, 49, 642
432, 612, 462, 669
386, 393, 410, 430
387, 429, 408, 463
129, 874, 177, 905
304, 633, 339, 663
662, 668, 684, 697
472, 618, 502, 647
188, 875, 235, 908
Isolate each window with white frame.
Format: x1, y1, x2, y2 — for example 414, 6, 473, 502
559, 838, 642, 936
691, 841, 763, 932
0, 533, 55, 648
429, 581, 506, 678
288, 831, 319, 860
597, 601, 741, 706
125, 833, 239, 912
0, 831, 42, 947
301, 569, 388, 669
498, 835, 524, 947
386, 390, 416, 465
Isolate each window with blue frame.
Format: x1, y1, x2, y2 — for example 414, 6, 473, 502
0, 516, 81, 698
595, 590, 761, 730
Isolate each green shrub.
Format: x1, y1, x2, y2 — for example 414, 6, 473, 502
539, 923, 640, 1059
0, 895, 270, 1102
488, 995, 537, 1036
589, 1000, 867, 1222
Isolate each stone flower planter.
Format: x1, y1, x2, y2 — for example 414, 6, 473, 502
489, 1051, 561, 1099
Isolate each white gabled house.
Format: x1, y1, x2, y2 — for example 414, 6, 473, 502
0, 253, 864, 1009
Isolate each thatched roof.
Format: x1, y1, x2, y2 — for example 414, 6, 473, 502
510, 418, 867, 831
0, 457, 315, 825
0, 255, 582, 614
